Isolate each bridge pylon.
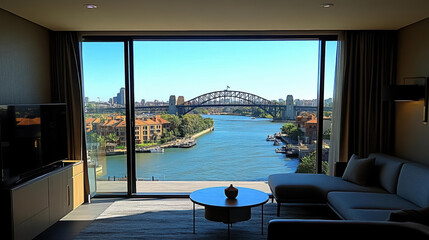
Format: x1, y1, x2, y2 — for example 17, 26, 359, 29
168, 95, 179, 115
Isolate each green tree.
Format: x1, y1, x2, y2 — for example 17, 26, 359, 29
295, 151, 329, 174
105, 133, 119, 143
323, 128, 331, 140
281, 123, 303, 141
203, 117, 214, 129
233, 108, 243, 115
161, 114, 182, 137
160, 114, 213, 138
289, 127, 304, 141
281, 123, 296, 134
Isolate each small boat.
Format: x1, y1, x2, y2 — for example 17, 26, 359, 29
275, 145, 287, 154
251, 117, 256, 119
273, 139, 280, 146
180, 139, 197, 148
136, 148, 150, 153
266, 135, 275, 141
150, 147, 164, 153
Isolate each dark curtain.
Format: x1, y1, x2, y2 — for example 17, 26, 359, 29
339, 31, 397, 162
50, 31, 89, 201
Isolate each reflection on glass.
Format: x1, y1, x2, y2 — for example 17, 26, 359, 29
82, 42, 127, 194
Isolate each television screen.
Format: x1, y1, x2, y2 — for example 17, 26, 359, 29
0, 104, 68, 185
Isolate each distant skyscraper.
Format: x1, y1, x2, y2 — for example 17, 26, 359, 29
112, 87, 126, 105
118, 87, 125, 105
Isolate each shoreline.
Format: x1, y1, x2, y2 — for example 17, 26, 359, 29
191, 126, 214, 139
105, 127, 215, 155
206, 113, 291, 123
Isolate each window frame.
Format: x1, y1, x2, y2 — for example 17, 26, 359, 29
82, 33, 338, 197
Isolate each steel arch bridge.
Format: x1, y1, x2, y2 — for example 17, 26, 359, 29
176, 90, 285, 119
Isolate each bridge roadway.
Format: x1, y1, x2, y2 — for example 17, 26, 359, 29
87, 90, 332, 120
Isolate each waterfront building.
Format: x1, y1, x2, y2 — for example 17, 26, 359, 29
85, 117, 101, 132
304, 118, 317, 142
134, 116, 170, 144
100, 118, 122, 137
96, 115, 170, 145
295, 99, 318, 106
297, 114, 332, 143
296, 112, 316, 129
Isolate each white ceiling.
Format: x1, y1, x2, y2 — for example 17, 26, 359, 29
1, 0, 429, 31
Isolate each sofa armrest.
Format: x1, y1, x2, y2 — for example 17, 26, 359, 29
268, 219, 429, 240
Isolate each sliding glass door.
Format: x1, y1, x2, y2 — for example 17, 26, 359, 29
82, 42, 128, 194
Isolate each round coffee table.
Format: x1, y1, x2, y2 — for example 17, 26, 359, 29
190, 187, 269, 237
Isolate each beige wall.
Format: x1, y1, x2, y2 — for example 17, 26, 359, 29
0, 9, 51, 104
395, 18, 429, 164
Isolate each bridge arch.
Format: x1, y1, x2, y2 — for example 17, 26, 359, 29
177, 90, 283, 118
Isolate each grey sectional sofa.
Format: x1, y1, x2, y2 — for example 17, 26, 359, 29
267, 153, 429, 238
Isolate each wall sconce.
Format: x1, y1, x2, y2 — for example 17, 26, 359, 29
382, 77, 428, 124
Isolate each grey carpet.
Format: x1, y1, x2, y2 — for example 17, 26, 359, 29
75, 198, 338, 240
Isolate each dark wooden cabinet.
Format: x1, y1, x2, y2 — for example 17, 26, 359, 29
6, 161, 83, 240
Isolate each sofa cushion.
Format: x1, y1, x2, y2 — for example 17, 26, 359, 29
268, 173, 386, 203
342, 154, 375, 186
342, 209, 397, 221
397, 163, 429, 208
369, 153, 407, 193
328, 192, 420, 220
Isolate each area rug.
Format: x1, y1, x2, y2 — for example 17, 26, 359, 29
75, 198, 337, 239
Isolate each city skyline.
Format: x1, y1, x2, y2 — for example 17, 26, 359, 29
85, 87, 333, 107
82, 41, 337, 102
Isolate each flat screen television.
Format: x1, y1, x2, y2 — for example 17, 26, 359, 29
0, 104, 68, 186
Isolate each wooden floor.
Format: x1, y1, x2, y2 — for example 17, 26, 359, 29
36, 181, 338, 239
37, 197, 339, 240
96, 180, 271, 193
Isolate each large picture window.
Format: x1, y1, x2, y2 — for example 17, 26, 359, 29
82, 36, 338, 196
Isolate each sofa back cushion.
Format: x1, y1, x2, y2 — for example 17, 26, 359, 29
397, 163, 429, 208
342, 154, 375, 186
369, 153, 406, 193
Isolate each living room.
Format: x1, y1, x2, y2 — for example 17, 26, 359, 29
1, 1, 429, 239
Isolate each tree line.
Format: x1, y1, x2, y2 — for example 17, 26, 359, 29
160, 114, 214, 143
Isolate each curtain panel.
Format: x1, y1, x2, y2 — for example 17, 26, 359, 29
50, 31, 89, 201
328, 33, 344, 175
339, 31, 397, 162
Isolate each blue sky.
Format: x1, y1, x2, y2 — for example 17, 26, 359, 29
82, 40, 337, 102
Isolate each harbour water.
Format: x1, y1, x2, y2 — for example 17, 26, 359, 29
99, 115, 299, 181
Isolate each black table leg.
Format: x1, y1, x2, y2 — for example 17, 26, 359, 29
261, 204, 264, 235
228, 223, 231, 240
193, 202, 195, 234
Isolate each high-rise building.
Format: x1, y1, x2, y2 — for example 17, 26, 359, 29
118, 87, 125, 105
112, 87, 126, 105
